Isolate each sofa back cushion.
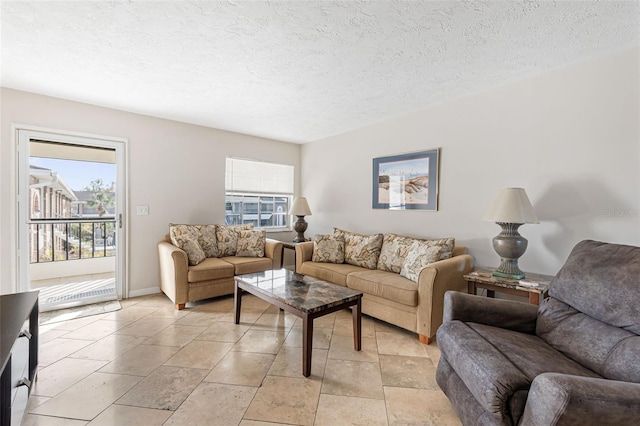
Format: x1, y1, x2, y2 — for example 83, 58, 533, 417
377, 234, 416, 273
168, 224, 208, 264
549, 240, 640, 334
333, 228, 383, 269
197, 225, 219, 258
312, 234, 345, 263
169, 224, 219, 258
216, 224, 254, 256
377, 234, 456, 273
399, 242, 443, 283
236, 229, 266, 257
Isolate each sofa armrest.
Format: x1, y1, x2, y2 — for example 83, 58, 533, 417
443, 291, 538, 334
265, 238, 284, 269
295, 241, 314, 273
416, 253, 474, 340
157, 240, 189, 308
521, 373, 640, 426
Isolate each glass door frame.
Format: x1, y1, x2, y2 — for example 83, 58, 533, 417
16, 125, 128, 303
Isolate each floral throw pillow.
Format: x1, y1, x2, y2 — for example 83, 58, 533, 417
312, 234, 345, 263
334, 228, 383, 269
174, 235, 206, 266
426, 237, 455, 261
377, 233, 417, 273
182, 237, 206, 266
169, 224, 219, 258
196, 224, 219, 258
400, 241, 443, 283
216, 224, 254, 257
168, 224, 207, 265
169, 224, 198, 246
236, 229, 266, 257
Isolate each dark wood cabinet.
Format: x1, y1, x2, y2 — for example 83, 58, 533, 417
1, 291, 39, 426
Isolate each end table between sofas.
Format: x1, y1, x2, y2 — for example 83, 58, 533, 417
464, 267, 552, 305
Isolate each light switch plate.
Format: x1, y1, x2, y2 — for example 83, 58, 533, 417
136, 205, 149, 216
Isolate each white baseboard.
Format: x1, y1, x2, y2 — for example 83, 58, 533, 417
127, 286, 161, 298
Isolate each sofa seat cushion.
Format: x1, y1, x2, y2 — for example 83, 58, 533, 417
188, 258, 235, 282
299, 261, 364, 286
438, 320, 601, 425
222, 256, 273, 275
346, 270, 418, 307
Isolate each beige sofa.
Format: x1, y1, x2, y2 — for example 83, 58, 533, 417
158, 235, 283, 310
295, 237, 473, 343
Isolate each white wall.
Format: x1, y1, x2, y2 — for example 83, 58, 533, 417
0, 88, 300, 295
301, 48, 640, 276
2, 48, 637, 294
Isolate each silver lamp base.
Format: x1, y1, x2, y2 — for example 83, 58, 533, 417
492, 222, 527, 280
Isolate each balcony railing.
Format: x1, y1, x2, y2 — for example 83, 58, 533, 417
29, 218, 116, 263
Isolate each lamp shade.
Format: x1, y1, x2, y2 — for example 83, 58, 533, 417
289, 197, 312, 216
482, 188, 539, 224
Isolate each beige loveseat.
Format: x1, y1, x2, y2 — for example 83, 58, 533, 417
158, 226, 283, 310
295, 231, 474, 344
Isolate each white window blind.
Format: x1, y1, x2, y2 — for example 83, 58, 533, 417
225, 158, 294, 194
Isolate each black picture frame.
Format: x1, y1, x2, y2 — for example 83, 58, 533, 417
372, 148, 440, 211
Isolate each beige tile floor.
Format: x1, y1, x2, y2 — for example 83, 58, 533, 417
24, 293, 461, 426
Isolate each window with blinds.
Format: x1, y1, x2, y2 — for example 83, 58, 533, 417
225, 158, 294, 230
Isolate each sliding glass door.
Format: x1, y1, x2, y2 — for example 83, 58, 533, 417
17, 128, 127, 311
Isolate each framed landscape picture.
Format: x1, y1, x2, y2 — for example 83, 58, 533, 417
372, 148, 440, 211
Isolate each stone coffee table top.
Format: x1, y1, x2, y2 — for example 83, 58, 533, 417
234, 269, 362, 314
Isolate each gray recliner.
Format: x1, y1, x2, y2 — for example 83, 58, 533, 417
436, 240, 640, 425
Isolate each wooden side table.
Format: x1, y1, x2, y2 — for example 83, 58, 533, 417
464, 268, 553, 305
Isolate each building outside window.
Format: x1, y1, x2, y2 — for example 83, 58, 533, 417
225, 158, 294, 230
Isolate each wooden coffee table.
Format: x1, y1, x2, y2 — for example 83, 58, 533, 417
234, 269, 362, 377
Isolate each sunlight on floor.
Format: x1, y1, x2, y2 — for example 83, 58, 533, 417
31, 273, 116, 311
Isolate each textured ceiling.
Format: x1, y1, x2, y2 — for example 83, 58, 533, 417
1, 1, 639, 143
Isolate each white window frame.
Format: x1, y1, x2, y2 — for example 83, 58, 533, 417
225, 158, 294, 231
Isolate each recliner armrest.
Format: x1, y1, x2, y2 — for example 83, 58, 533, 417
521, 373, 640, 426
443, 291, 538, 334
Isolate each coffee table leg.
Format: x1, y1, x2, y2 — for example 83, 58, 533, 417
234, 284, 242, 325
353, 298, 362, 351
302, 314, 313, 377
